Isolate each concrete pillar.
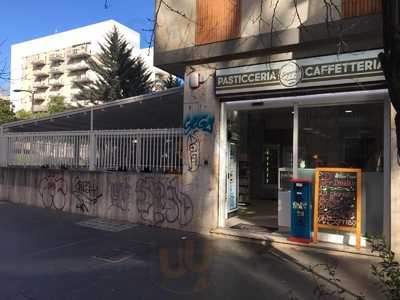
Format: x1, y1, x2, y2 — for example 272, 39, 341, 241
0, 127, 7, 167
182, 65, 220, 232
89, 109, 96, 171
391, 104, 400, 253
89, 133, 96, 171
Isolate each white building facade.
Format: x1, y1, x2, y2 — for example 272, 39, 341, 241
10, 20, 167, 112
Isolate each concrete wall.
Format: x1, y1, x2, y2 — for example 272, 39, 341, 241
0, 167, 214, 233
155, 0, 196, 52
240, 0, 341, 37
154, 0, 384, 77
155, 0, 340, 52
181, 65, 221, 231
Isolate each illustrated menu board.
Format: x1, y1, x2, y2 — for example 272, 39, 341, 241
313, 168, 362, 249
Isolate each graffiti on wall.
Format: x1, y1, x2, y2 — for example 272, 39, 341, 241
136, 177, 193, 227
109, 177, 131, 211
183, 113, 215, 172
184, 113, 215, 136
39, 174, 67, 211
72, 176, 103, 213
187, 133, 201, 172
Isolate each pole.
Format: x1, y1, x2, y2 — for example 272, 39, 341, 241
31, 92, 35, 115
0, 125, 7, 167
89, 108, 95, 171
293, 104, 299, 179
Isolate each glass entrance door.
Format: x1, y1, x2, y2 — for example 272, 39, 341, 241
224, 107, 293, 230
263, 144, 280, 197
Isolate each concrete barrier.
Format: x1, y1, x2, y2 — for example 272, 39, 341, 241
0, 167, 201, 232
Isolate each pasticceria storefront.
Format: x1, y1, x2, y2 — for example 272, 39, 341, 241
210, 49, 390, 249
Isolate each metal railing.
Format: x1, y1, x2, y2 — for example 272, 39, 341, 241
49, 79, 64, 87
6, 131, 90, 169
66, 45, 91, 59
49, 52, 65, 62
2, 128, 183, 173
49, 66, 65, 75
33, 80, 49, 88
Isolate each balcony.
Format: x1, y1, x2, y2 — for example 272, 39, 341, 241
49, 91, 63, 98
72, 75, 91, 84
34, 93, 47, 102
49, 79, 64, 87
67, 61, 90, 72
49, 52, 65, 62
33, 80, 49, 89
31, 56, 46, 67
67, 45, 91, 59
33, 68, 49, 78
49, 66, 65, 75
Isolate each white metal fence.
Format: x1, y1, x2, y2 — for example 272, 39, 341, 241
3, 128, 183, 173
95, 129, 183, 172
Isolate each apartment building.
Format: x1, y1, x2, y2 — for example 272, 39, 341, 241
153, 1, 399, 252
10, 20, 168, 112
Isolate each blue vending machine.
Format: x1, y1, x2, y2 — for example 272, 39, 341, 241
289, 179, 312, 243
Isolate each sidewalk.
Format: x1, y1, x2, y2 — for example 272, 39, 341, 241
0, 201, 384, 300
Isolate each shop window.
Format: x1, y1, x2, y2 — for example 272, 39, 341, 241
196, 0, 240, 45
298, 103, 384, 237
342, 0, 382, 18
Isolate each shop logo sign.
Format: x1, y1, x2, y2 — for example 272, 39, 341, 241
279, 62, 303, 87
215, 49, 384, 95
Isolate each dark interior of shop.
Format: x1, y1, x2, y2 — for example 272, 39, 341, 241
226, 103, 385, 237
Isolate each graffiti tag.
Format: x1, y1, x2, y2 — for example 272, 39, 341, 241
72, 176, 103, 213
183, 113, 215, 135
39, 174, 67, 211
184, 113, 214, 172
109, 177, 131, 211
136, 177, 193, 227
187, 133, 200, 172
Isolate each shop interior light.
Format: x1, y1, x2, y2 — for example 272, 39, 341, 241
345, 110, 353, 113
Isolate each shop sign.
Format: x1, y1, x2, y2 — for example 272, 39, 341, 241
215, 50, 384, 95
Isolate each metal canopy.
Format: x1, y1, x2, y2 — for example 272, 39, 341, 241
4, 87, 184, 133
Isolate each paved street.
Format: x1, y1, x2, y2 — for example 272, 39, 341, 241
0, 201, 384, 300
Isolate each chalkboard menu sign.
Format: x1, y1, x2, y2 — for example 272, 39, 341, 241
313, 168, 362, 249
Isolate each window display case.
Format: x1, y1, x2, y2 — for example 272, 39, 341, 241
278, 167, 293, 230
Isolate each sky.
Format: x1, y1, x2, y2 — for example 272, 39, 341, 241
0, 0, 155, 93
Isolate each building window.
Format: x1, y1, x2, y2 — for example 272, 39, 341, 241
196, 0, 240, 45
342, 0, 382, 18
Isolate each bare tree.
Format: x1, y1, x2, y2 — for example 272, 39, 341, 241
0, 40, 9, 92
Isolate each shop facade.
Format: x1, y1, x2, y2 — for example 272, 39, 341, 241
176, 49, 392, 251
153, 0, 399, 251
215, 50, 389, 248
